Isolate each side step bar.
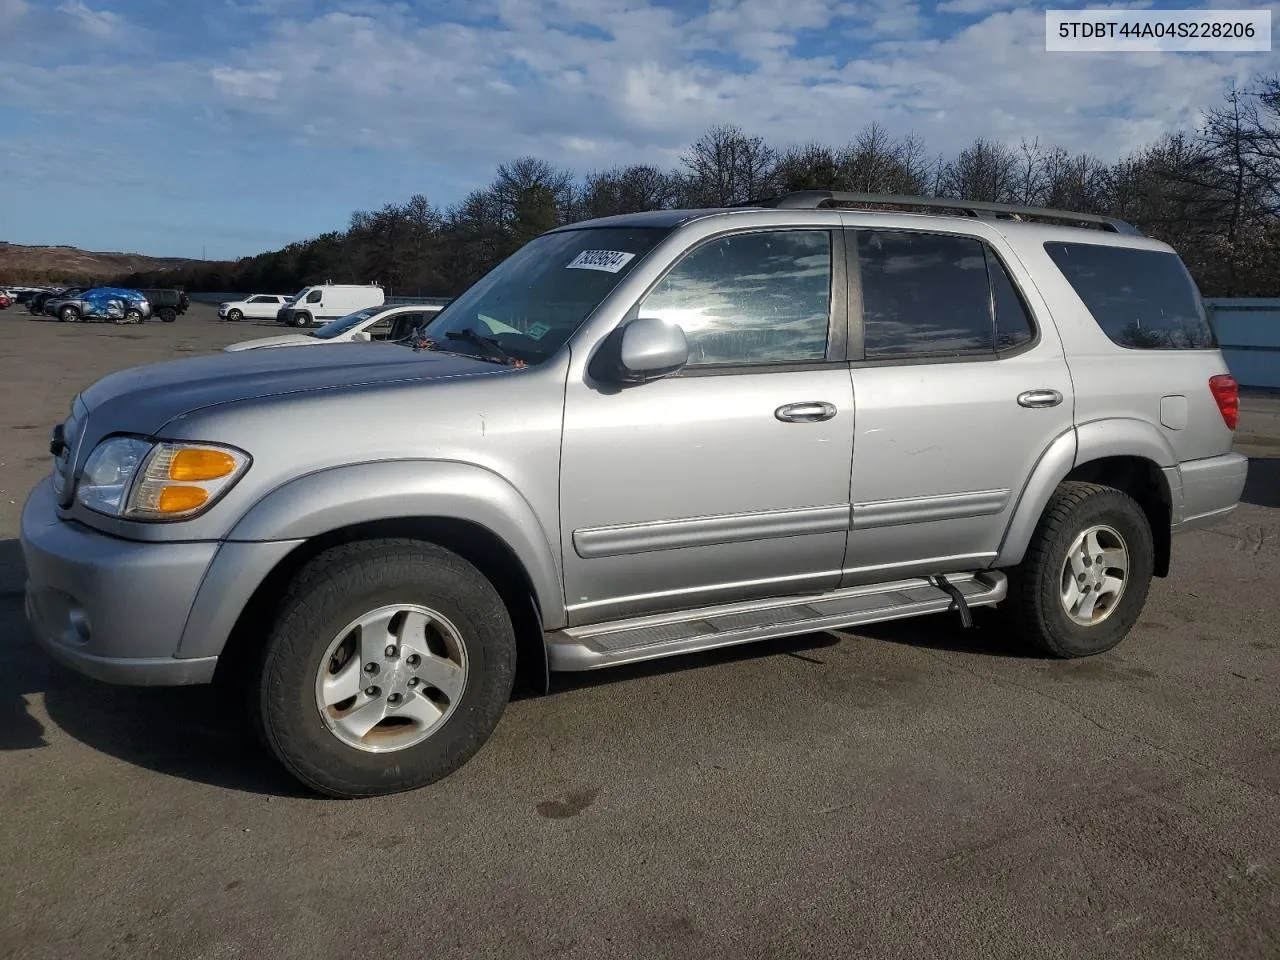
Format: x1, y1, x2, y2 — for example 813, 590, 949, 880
545, 571, 1006, 671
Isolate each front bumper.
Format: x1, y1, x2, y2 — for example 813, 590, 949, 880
20, 479, 220, 686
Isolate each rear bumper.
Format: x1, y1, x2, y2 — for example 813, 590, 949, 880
1169, 452, 1249, 534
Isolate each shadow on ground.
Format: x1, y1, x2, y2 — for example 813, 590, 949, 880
2, 529, 1039, 795
1242, 457, 1279, 508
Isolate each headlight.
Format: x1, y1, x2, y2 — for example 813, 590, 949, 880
77, 437, 250, 521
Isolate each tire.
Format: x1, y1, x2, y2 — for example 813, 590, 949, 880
1002, 481, 1154, 658
160, 307, 177, 323
59, 306, 80, 323
225, 309, 242, 322
253, 539, 517, 798
291, 312, 311, 328
124, 309, 143, 324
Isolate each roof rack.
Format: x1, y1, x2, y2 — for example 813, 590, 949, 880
746, 191, 1142, 236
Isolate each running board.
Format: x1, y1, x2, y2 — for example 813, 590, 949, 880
545, 571, 1006, 671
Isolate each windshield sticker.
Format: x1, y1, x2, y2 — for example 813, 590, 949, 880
566, 249, 636, 273
527, 321, 551, 340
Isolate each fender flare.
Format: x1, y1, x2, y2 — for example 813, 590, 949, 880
226, 459, 564, 621
176, 460, 565, 661
995, 419, 1176, 567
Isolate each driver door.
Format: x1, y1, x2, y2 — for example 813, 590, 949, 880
559, 228, 854, 626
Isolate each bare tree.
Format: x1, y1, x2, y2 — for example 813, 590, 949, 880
679, 124, 777, 205
939, 138, 1021, 202
774, 141, 845, 191
577, 165, 677, 219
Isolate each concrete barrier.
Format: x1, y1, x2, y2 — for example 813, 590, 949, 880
1205, 299, 1280, 389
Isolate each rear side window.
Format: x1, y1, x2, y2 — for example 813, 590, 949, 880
856, 230, 1035, 359
1044, 242, 1216, 349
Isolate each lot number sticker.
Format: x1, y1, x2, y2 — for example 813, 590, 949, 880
567, 250, 636, 273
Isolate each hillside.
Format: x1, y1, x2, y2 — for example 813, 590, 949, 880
0, 241, 211, 286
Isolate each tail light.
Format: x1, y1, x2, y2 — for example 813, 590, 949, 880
1209, 374, 1239, 430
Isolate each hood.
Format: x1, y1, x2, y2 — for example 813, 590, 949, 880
79, 342, 498, 435
223, 333, 318, 352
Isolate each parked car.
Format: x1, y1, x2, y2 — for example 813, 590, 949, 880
29, 288, 81, 316
45, 286, 151, 323
219, 294, 292, 322
224, 303, 446, 352
275, 282, 385, 327
137, 288, 190, 323
20, 191, 1248, 798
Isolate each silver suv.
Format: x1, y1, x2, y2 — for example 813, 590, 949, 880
21, 192, 1248, 797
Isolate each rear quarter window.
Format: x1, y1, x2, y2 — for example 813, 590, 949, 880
1044, 242, 1216, 350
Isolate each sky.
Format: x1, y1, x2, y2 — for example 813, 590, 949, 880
0, 0, 1276, 260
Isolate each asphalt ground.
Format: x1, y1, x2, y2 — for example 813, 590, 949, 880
1, 303, 1277, 959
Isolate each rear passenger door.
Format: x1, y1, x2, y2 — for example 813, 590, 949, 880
841, 224, 1075, 583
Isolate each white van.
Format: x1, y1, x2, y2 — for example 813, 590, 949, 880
276, 282, 385, 327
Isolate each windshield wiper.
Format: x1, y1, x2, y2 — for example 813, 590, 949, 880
445, 327, 521, 366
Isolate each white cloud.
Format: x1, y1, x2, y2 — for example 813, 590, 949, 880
0, 0, 28, 25
57, 0, 120, 38
1, 0, 1268, 201
212, 67, 284, 101
936, 0, 1026, 14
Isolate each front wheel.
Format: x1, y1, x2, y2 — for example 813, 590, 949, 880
225, 308, 242, 322
291, 312, 311, 327
59, 306, 80, 323
1003, 481, 1154, 658
253, 539, 517, 798
159, 307, 177, 323
124, 309, 143, 323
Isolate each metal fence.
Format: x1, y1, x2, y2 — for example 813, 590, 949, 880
1205, 298, 1280, 389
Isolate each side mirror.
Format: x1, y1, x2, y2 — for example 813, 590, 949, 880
595, 315, 688, 384
350, 331, 372, 342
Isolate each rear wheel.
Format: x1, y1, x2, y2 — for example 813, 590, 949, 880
59, 305, 80, 323
252, 539, 517, 798
1003, 481, 1154, 658
225, 308, 242, 322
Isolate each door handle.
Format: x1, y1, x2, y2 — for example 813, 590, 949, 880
775, 401, 837, 423
1017, 389, 1063, 409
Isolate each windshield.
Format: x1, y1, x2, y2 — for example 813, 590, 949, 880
288, 288, 307, 303
417, 226, 668, 366
312, 307, 383, 339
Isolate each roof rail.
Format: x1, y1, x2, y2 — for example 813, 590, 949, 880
748, 191, 1142, 236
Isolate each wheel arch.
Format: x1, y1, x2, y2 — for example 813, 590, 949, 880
997, 419, 1177, 576
191, 460, 562, 693
207, 516, 551, 695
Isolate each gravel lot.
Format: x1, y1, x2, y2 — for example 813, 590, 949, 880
1, 304, 1278, 960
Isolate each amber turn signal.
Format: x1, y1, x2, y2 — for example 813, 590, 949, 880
157, 485, 209, 513
169, 448, 237, 481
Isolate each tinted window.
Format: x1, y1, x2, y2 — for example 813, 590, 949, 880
641, 230, 831, 366
989, 247, 1035, 350
1044, 242, 1215, 349
306, 290, 322, 304
858, 231, 993, 358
